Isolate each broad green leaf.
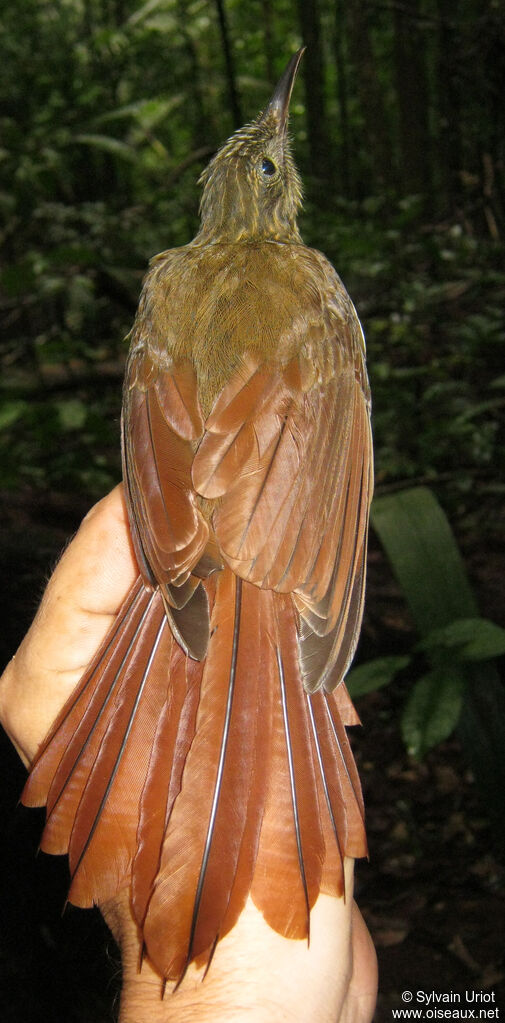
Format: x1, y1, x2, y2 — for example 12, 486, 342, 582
346, 655, 411, 698
371, 487, 478, 636
421, 617, 505, 662
402, 665, 466, 758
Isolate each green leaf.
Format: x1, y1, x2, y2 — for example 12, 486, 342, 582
74, 134, 137, 161
346, 655, 411, 697
454, 396, 505, 422
371, 487, 478, 636
0, 400, 28, 430
421, 617, 505, 662
127, 0, 171, 27
143, 12, 178, 31
56, 399, 87, 431
402, 665, 466, 758
93, 97, 181, 129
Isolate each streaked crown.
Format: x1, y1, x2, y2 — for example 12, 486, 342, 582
196, 50, 304, 245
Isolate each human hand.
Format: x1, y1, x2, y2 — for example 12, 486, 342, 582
0, 485, 138, 767
0, 486, 377, 1022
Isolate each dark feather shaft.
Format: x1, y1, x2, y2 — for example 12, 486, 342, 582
71, 615, 166, 880
305, 692, 342, 857
324, 693, 365, 825
276, 646, 311, 932
184, 577, 243, 969
46, 590, 156, 820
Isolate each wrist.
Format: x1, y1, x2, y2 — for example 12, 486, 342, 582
102, 869, 356, 1023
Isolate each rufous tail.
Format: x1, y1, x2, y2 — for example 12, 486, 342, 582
22, 569, 366, 983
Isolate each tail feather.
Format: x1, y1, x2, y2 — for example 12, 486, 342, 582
142, 573, 270, 980
193, 577, 271, 960
333, 680, 362, 726
324, 692, 367, 857
22, 567, 366, 982
141, 570, 239, 978
68, 606, 171, 905
305, 692, 344, 897
250, 593, 325, 939
131, 646, 203, 928
23, 579, 148, 832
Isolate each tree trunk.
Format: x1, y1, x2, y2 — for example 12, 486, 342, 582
177, 0, 210, 148
296, 0, 333, 186
213, 0, 242, 129
334, 0, 350, 196
393, 0, 432, 196
436, 0, 462, 207
347, 0, 392, 195
262, 0, 275, 86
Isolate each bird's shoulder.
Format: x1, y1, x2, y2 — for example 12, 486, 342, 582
129, 240, 368, 409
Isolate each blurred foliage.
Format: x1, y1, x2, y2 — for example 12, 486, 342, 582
307, 201, 505, 538
1, 0, 504, 510
347, 488, 505, 835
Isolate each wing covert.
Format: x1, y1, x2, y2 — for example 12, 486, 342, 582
193, 342, 372, 692
122, 354, 209, 591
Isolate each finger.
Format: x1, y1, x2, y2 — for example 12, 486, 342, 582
46, 484, 137, 615
0, 486, 138, 764
21, 485, 136, 671
339, 902, 378, 1023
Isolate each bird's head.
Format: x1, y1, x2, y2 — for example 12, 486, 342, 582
197, 49, 304, 244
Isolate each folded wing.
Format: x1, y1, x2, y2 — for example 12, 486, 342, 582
122, 354, 215, 658
193, 339, 372, 692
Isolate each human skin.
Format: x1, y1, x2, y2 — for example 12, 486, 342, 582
0, 486, 378, 1022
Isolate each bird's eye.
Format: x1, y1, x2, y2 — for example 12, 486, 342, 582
261, 157, 277, 177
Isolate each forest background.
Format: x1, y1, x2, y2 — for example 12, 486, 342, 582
0, 0, 504, 1019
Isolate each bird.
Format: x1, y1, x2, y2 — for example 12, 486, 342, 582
22, 49, 373, 986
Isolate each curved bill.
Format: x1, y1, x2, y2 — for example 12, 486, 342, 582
260, 47, 305, 131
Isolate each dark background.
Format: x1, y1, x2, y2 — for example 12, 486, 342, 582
0, 0, 504, 1018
